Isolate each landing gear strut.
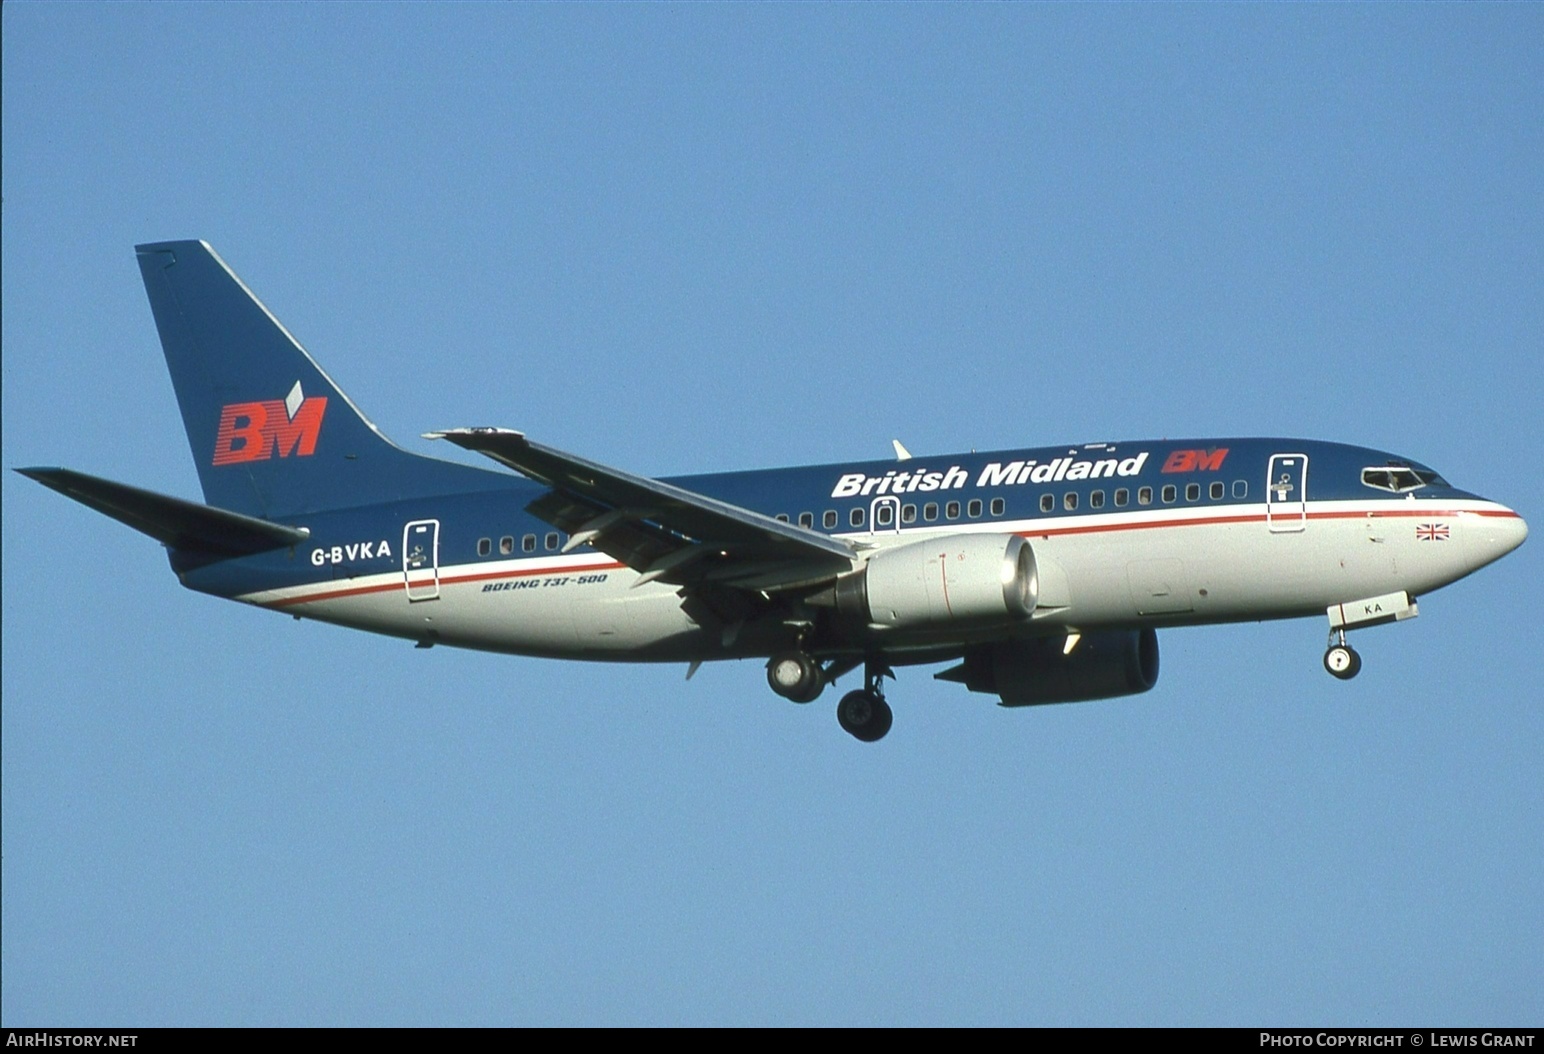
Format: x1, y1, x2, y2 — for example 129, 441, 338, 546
836, 660, 893, 742
1323, 629, 1362, 680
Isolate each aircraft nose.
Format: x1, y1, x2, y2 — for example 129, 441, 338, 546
1468, 504, 1528, 569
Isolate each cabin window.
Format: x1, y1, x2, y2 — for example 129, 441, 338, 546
500, 536, 514, 555
901, 504, 917, 524
990, 498, 1005, 516
478, 538, 492, 557
1115, 488, 1129, 507
824, 510, 838, 529
1185, 483, 1200, 502
876, 504, 894, 527
923, 502, 939, 522
967, 499, 983, 518
1040, 494, 1055, 513
798, 512, 813, 528
775, 513, 789, 523
946, 501, 961, 519
1210, 482, 1224, 500
850, 508, 865, 527
1162, 485, 1177, 503
1233, 480, 1248, 499
522, 534, 537, 553
1138, 487, 1153, 506
1090, 490, 1105, 509
545, 532, 560, 550
1064, 492, 1078, 511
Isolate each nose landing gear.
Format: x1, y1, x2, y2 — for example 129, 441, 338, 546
1320, 591, 1418, 681
1323, 629, 1362, 680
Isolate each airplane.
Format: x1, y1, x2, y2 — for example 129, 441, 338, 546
20, 240, 1529, 742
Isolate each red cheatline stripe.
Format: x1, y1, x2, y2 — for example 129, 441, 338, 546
1022, 512, 1257, 538
267, 580, 401, 607
1019, 505, 1517, 540
264, 559, 628, 608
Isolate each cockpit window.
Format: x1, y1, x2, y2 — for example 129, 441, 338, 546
1361, 464, 1446, 492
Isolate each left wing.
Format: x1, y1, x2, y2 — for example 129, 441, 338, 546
425, 428, 857, 597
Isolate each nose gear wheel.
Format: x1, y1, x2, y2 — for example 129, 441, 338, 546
1323, 629, 1361, 680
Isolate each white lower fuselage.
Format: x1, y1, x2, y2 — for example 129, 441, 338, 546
233, 496, 1523, 664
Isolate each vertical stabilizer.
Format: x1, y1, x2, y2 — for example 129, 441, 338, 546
135, 240, 495, 517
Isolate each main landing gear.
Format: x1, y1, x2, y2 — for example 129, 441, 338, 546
835, 660, 894, 743
767, 651, 894, 742
766, 650, 825, 704
1323, 629, 1362, 681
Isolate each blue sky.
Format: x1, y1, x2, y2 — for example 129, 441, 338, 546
3, 3, 1540, 1026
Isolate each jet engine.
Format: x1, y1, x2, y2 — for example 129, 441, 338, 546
938, 628, 1160, 706
829, 533, 1038, 631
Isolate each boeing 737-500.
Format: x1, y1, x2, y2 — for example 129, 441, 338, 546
21, 241, 1529, 741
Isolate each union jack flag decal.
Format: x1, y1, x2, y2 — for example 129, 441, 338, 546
1416, 523, 1450, 541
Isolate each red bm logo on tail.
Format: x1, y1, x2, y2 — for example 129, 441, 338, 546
212, 381, 328, 466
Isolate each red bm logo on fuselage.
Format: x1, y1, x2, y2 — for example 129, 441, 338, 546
1161, 448, 1229, 473
212, 382, 328, 465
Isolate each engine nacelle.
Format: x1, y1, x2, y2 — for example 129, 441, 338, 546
833, 533, 1038, 630
940, 628, 1160, 706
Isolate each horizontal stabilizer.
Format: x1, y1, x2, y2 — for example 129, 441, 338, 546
18, 467, 310, 556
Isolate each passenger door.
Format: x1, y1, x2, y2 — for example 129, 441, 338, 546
1266, 454, 1307, 533
402, 519, 441, 601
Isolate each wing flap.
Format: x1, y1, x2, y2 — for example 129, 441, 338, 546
524, 489, 680, 574
428, 428, 857, 591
